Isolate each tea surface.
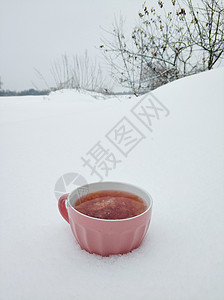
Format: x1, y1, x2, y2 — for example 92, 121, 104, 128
74, 190, 147, 219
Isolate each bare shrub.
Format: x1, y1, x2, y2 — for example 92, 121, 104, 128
35, 51, 113, 94
101, 0, 224, 95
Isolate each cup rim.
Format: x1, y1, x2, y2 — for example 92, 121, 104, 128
67, 181, 153, 222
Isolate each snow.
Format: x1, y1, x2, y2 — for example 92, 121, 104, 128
0, 68, 224, 300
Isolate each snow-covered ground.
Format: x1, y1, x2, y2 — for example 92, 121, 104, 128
0, 68, 224, 300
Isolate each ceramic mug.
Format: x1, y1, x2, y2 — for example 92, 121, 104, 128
58, 181, 153, 256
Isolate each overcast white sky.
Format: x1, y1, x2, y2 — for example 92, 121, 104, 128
0, 0, 148, 91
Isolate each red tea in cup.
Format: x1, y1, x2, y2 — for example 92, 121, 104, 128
74, 190, 147, 220
58, 181, 153, 255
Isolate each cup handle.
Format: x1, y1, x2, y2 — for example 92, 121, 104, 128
58, 193, 70, 223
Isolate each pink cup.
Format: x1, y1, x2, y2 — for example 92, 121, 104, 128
58, 181, 153, 256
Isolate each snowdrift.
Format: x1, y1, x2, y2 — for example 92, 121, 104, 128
0, 68, 224, 300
